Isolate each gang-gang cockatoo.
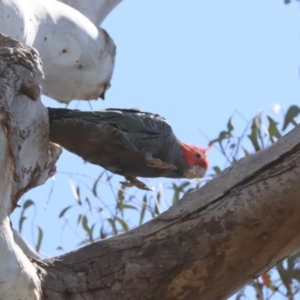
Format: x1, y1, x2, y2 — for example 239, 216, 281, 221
48, 108, 209, 190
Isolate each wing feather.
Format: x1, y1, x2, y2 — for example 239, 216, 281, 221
48, 108, 173, 139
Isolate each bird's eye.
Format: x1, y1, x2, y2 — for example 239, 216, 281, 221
195, 152, 201, 159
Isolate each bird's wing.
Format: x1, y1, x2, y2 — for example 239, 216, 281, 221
48, 108, 173, 139
100, 109, 173, 139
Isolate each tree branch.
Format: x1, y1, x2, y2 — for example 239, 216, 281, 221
0, 0, 116, 103
38, 118, 300, 299
58, 0, 123, 25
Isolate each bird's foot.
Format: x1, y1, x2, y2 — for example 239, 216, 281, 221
146, 158, 177, 170
120, 175, 152, 191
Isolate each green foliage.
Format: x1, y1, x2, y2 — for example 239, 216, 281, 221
35, 226, 43, 253
139, 195, 147, 225
18, 199, 34, 232
282, 105, 300, 131
284, 0, 299, 4
17, 199, 46, 253
171, 181, 192, 205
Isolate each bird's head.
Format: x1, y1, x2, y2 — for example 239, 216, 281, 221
180, 143, 209, 179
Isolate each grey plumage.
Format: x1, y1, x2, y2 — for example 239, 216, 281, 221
48, 108, 208, 190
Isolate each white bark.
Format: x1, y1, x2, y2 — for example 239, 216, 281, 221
57, 0, 123, 25
0, 33, 61, 300
13, 229, 41, 259
0, 217, 42, 300
0, 0, 116, 103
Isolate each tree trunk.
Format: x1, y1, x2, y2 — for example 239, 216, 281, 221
1, 33, 300, 300
0, 33, 61, 300
38, 112, 300, 298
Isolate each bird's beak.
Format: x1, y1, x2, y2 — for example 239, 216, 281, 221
184, 166, 206, 179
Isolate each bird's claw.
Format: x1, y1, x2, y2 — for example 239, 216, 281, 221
146, 158, 177, 170
120, 175, 152, 191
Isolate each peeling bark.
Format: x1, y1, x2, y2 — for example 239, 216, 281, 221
0, 33, 61, 300
37, 121, 300, 299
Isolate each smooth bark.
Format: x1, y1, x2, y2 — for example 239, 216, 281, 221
57, 0, 123, 25
0, 0, 116, 103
